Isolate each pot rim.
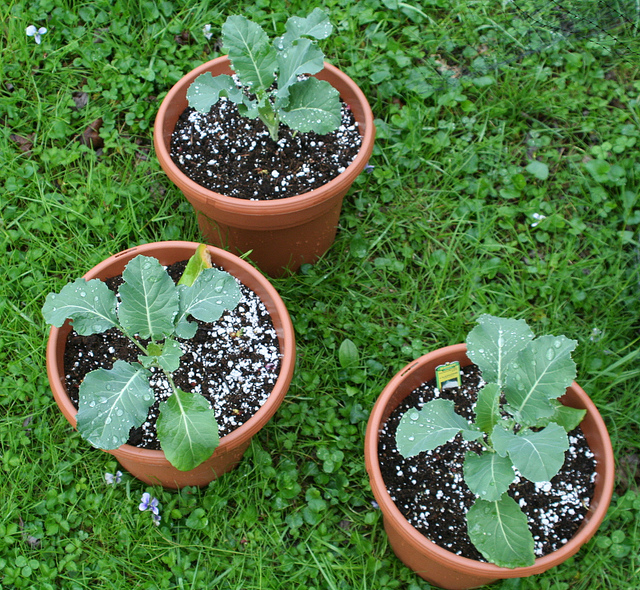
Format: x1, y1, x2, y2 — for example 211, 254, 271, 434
153, 55, 375, 215
364, 343, 615, 578
46, 240, 296, 466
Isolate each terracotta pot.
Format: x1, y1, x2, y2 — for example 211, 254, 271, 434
46, 241, 296, 489
154, 56, 375, 277
364, 344, 614, 590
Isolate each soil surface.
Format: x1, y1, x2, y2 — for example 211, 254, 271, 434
378, 365, 596, 561
63, 261, 281, 448
170, 95, 362, 200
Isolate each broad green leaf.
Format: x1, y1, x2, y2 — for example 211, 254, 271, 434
156, 388, 219, 471
276, 8, 332, 49
466, 315, 534, 387
475, 382, 501, 435
186, 73, 244, 114
279, 77, 341, 135
139, 338, 183, 373
504, 335, 577, 425
275, 38, 325, 104
76, 360, 154, 450
222, 16, 277, 92
396, 398, 474, 458
547, 403, 587, 432
506, 423, 569, 483
464, 452, 515, 501
338, 338, 359, 369
42, 278, 118, 335
491, 422, 517, 457
467, 496, 535, 568
525, 160, 549, 181
174, 268, 241, 339
118, 256, 179, 341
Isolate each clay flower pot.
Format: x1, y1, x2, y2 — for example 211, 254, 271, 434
154, 56, 375, 277
364, 344, 614, 590
46, 241, 296, 489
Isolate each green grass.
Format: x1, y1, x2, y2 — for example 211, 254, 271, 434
2, 0, 640, 588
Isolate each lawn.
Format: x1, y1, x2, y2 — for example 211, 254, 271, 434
1, 0, 639, 588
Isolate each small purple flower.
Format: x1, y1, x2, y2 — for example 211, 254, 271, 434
139, 492, 161, 525
364, 163, 375, 173
26, 25, 47, 44
105, 471, 122, 485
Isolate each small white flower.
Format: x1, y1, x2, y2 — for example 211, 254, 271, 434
105, 470, 122, 485
202, 24, 213, 40
26, 25, 47, 44
590, 327, 603, 342
530, 212, 546, 227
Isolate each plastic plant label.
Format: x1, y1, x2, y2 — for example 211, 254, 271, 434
435, 361, 462, 390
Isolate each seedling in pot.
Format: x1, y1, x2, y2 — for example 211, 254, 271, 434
395, 315, 587, 568
42, 244, 242, 471
186, 9, 341, 141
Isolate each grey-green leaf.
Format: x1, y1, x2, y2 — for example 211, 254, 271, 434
275, 38, 325, 104
186, 73, 243, 113
76, 360, 154, 450
466, 315, 534, 387
396, 398, 471, 458
222, 15, 277, 92
118, 255, 179, 341
504, 335, 577, 425
475, 382, 501, 435
491, 421, 517, 458
139, 338, 183, 373
276, 8, 332, 49
42, 278, 118, 335
174, 268, 241, 339
157, 388, 219, 471
506, 422, 569, 483
467, 496, 535, 568
547, 403, 587, 432
279, 77, 341, 135
464, 452, 515, 501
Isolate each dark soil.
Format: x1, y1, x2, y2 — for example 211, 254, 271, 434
169, 95, 362, 200
63, 260, 281, 448
378, 365, 597, 561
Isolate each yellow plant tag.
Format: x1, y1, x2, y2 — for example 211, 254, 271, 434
435, 361, 462, 390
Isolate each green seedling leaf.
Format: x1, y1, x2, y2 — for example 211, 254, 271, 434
139, 338, 183, 373
504, 335, 577, 425
118, 255, 179, 341
276, 8, 333, 49
280, 77, 341, 134
275, 38, 325, 104
186, 73, 244, 114
177, 243, 213, 287
506, 422, 569, 483
222, 16, 277, 92
547, 403, 587, 432
475, 382, 501, 434
338, 338, 359, 369
491, 421, 517, 457
467, 496, 535, 568
76, 360, 154, 450
466, 315, 534, 387
396, 399, 477, 458
174, 268, 242, 339
42, 278, 117, 335
157, 388, 219, 471
464, 452, 515, 501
